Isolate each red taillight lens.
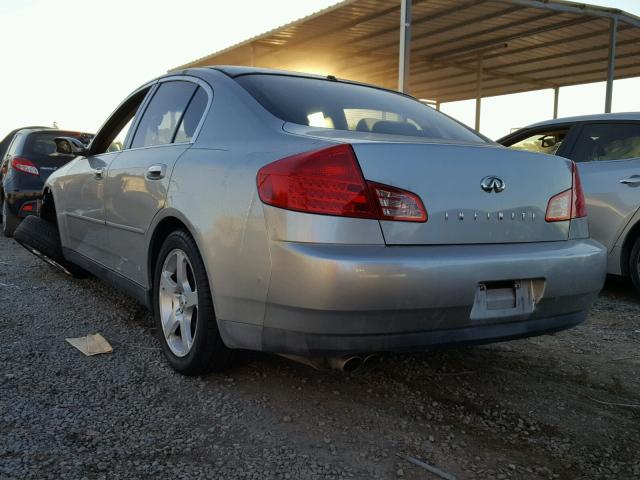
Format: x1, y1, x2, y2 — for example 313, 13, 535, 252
11, 157, 39, 176
368, 181, 427, 222
571, 162, 587, 219
256, 144, 427, 222
545, 189, 572, 222
546, 161, 586, 222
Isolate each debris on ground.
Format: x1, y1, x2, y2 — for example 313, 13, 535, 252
65, 333, 113, 356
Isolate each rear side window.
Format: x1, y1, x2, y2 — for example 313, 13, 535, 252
23, 132, 93, 159
508, 129, 569, 156
235, 74, 484, 143
570, 123, 640, 162
5, 134, 22, 158
174, 87, 208, 143
131, 81, 197, 148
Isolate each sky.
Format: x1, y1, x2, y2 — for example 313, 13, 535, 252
0, 0, 638, 140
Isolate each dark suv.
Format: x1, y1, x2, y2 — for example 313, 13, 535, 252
0, 128, 93, 236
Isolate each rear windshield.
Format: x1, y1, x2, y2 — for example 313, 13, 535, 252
23, 131, 93, 158
235, 74, 485, 143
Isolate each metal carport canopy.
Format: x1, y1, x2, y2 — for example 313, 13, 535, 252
172, 0, 640, 128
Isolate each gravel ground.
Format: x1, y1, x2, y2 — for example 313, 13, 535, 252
1, 233, 639, 480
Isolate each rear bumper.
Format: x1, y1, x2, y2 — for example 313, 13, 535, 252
219, 239, 606, 355
4, 190, 41, 217
258, 311, 587, 356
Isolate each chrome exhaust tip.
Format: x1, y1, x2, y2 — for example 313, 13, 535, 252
279, 354, 364, 372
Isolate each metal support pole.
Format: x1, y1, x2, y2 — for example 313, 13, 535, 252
398, 0, 412, 93
475, 54, 483, 131
605, 16, 618, 113
249, 45, 255, 67
435, 101, 441, 111
553, 87, 559, 119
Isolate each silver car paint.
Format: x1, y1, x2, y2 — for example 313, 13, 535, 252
45, 67, 607, 355
499, 113, 640, 276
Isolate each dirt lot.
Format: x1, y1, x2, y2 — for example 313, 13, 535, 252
1, 233, 639, 480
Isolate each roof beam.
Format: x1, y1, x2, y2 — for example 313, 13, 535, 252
486, 37, 638, 73
428, 15, 598, 60
341, 8, 597, 69
324, 0, 521, 75
254, 3, 402, 57
352, 0, 489, 46
501, 47, 638, 79
424, 9, 556, 56
431, 60, 640, 102
475, 23, 632, 64
508, 0, 640, 28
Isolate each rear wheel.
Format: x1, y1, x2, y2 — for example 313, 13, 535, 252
13, 215, 88, 278
2, 200, 20, 237
630, 236, 640, 294
154, 230, 233, 375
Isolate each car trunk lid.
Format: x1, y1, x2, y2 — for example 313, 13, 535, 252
351, 141, 573, 245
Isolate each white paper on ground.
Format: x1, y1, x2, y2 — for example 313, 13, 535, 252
65, 333, 113, 356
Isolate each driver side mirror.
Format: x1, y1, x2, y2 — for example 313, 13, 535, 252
54, 137, 88, 156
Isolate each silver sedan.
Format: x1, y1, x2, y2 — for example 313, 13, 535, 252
499, 113, 640, 294
19, 67, 606, 374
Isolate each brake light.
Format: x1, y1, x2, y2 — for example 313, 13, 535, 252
571, 162, 587, 218
12, 157, 39, 176
545, 161, 586, 222
256, 144, 427, 222
368, 182, 427, 222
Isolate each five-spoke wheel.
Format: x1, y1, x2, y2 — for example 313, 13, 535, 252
154, 230, 233, 374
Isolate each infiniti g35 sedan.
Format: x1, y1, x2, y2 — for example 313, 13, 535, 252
16, 67, 606, 374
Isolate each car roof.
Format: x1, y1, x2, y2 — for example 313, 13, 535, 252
22, 129, 92, 135
203, 65, 415, 99
525, 112, 640, 129
211, 65, 330, 80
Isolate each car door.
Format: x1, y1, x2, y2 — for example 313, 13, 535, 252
59, 85, 154, 265
104, 78, 210, 285
566, 121, 640, 252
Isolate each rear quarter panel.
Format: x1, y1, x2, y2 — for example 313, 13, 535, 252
163, 70, 336, 328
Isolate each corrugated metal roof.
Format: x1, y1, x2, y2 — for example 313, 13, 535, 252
172, 0, 640, 102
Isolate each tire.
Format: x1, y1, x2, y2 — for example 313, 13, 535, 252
13, 215, 88, 278
2, 200, 20, 237
153, 230, 233, 375
630, 236, 640, 294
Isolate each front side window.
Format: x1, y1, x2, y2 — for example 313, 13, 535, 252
91, 87, 151, 155
131, 81, 197, 148
570, 123, 640, 163
508, 129, 569, 156
107, 117, 134, 152
235, 74, 484, 143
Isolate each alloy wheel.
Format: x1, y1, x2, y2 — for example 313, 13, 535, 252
158, 249, 199, 357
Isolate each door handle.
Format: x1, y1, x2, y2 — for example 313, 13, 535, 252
620, 175, 640, 185
146, 164, 166, 180
93, 167, 105, 179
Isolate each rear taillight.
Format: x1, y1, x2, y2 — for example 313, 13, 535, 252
571, 162, 587, 218
367, 182, 427, 222
11, 157, 39, 176
256, 144, 427, 222
545, 161, 586, 222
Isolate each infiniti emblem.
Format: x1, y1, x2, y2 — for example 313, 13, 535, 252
480, 176, 506, 193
